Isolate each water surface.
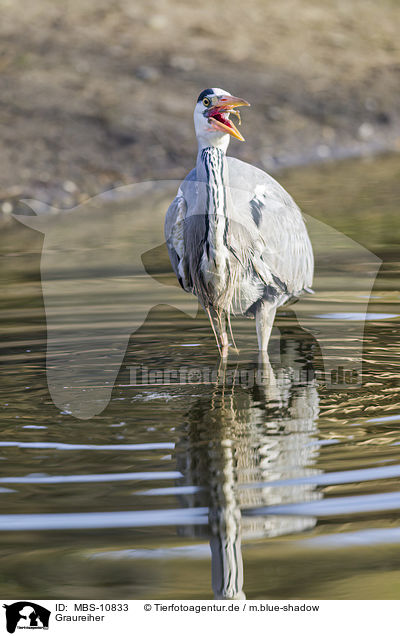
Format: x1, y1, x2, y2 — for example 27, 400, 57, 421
0, 154, 399, 599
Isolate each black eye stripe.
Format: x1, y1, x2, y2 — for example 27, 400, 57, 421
197, 88, 214, 103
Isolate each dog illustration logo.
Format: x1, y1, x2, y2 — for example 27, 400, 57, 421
3, 602, 50, 633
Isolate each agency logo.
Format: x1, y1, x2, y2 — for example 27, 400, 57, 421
3, 602, 50, 633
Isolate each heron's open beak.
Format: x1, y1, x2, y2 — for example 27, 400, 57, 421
207, 95, 250, 142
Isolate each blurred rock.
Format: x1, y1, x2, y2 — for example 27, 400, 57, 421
147, 14, 168, 30
317, 144, 331, 159
63, 180, 78, 193
358, 122, 374, 140
268, 106, 283, 121
375, 112, 390, 125
365, 97, 377, 112
169, 56, 196, 72
1, 201, 13, 214
136, 66, 160, 82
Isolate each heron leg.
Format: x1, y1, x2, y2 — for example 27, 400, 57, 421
206, 307, 228, 357
217, 313, 229, 359
227, 312, 239, 354
255, 302, 276, 354
206, 306, 221, 354
256, 352, 281, 403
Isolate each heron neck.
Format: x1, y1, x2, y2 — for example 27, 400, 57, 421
196, 146, 229, 216
197, 145, 227, 168
196, 146, 231, 288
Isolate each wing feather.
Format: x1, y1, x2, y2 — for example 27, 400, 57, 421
164, 188, 192, 291
226, 157, 314, 297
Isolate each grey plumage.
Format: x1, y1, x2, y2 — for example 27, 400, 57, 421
165, 88, 313, 355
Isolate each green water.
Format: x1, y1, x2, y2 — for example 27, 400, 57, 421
0, 154, 399, 599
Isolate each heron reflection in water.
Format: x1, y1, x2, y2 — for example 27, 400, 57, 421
175, 328, 320, 600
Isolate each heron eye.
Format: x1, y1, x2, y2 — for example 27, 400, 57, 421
202, 97, 210, 107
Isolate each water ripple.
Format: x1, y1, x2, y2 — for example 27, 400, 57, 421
0, 508, 209, 531
303, 527, 400, 548
0, 441, 175, 451
244, 491, 400, 517
238, 464, 400, 490
0, 471, 182, 484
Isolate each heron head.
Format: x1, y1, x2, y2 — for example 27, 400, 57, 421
193, 88, 250, 150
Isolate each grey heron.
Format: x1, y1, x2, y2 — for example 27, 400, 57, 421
165, 88, 313, 357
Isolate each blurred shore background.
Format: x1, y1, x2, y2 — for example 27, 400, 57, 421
1, 0, 400, 208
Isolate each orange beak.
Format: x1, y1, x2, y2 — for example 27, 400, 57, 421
207, 95, 250, 141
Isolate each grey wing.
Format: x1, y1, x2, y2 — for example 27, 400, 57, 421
164, 188, 191, 292
227, 157, 314, 298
